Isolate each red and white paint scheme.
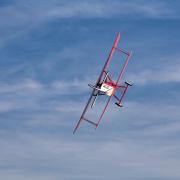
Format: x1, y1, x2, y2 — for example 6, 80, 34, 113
73, 32, 132, 134
100, 83, 115, 96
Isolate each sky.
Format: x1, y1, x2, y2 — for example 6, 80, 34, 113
0, 0, 180, 179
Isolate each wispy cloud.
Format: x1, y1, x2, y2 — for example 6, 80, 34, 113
0, 79, 43, 94
0, 78, 90, 114
129, 64, 180, 85
0, 0, 179, 47
0, 131, 180, 180
0, 78, 180, 179
0, 1, 180, 179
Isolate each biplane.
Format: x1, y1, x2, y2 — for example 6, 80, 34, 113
73, 32, 132, 134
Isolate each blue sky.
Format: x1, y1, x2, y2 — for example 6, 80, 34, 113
0, 0, 180, 179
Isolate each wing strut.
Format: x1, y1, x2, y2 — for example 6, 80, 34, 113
73, 32, 132, 133
73, 33, 120, 134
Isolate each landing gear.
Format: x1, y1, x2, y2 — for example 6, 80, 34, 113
115, 102, 123, 107
125, 81, 132, 86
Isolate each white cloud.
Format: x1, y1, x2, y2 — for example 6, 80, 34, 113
0, 1, 179, 179
0, 0, 179, 47
0, 80, 179, 180
0, 79, 43, 112
0, 78, 90, 113
0, 79, 43, 94
113, 101, 180, 138
129, 64, 180, 85
0, 132, 180, 180
0, 102, 18, 112
51, 78, 89, 95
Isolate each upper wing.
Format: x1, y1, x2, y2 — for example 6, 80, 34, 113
96, 32, 120, 86
73, 87, 99, 134
73, 32, 123, 133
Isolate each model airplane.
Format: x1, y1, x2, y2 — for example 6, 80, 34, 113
73, 32, 132, 134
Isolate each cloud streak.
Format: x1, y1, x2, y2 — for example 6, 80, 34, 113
0, 131, 180, 180
0, 0, 179, 47
0, 1, 180, 180
129, 64, 180, 85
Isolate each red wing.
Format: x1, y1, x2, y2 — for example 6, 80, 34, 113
95, 32, 120, 86
73, 32, 132, 133
73, 33, 121, 134
73, 88, 99, 134
95, 95, 113, 128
